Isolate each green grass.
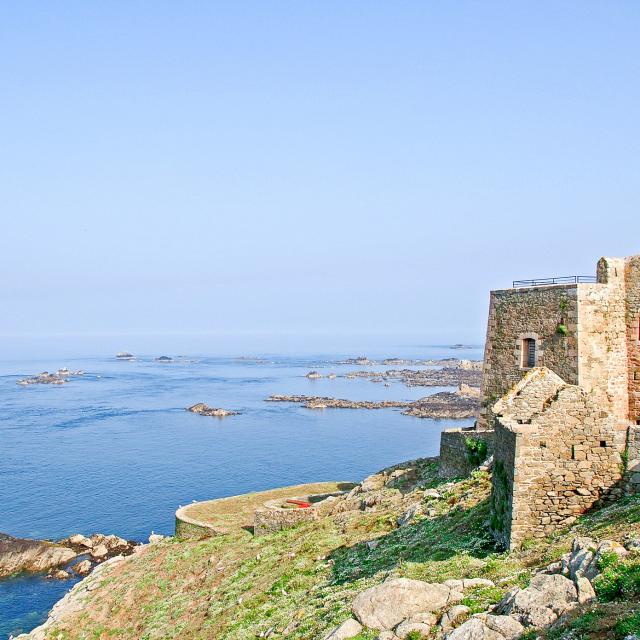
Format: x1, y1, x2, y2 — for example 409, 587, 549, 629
616, 610, 640, 637
593, 552, 640, 602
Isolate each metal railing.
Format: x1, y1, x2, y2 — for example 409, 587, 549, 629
512, 275, 597, 288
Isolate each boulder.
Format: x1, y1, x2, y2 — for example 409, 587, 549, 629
395, 620, 431, 638
67, 534, 92, 548
479, 614, 525, 640
596, 539, 628, 561
576, 576, 596, 604
494, 574, 578, 628
324, 618, 363, 639
440, 605, 471, 631
361, 474, 386, 492
567, 538, 596, 580
352, 578, 457, 630
149, 534, 165, 544
396, 611, 439, 637
73, 560, 92, 576
103, 534, 130, 552
445, 617, 504, 640
446, 615, 523, 640
47, 568, 71, 580
625, 538, 640, 553
377, 633, 399, 640
90, 544, 109, 560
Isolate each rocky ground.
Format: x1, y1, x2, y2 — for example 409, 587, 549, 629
187, 403, 240, 417
267, 385, 480, 419
15, 458, 639, 640
0, 532, 138, 580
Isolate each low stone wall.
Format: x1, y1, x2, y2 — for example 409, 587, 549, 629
439, 428, 495, 478
254, 498, 318, 536
253, 491, 346, 536
626, 424, 640, 493
175, 505, 227, 541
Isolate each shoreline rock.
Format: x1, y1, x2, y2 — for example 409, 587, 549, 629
0, 533, 77, 578
0, 531, 138, 580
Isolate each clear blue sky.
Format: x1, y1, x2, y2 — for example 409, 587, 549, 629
1, 2, 639, 351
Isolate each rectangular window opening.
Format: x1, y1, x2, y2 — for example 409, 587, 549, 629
571, 445, 576, 460
540, 441, 547, 448
600, 440, 607, 448
522, 338, 536, 368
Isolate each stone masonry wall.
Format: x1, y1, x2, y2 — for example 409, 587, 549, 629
624, 256, 640, 424
490, 421, 518, 549
439, 428, 495, 478
479, 285, 580, 429
626, 424, 640, 493
492, 380, 623, 549
254, 499, 318, 536
578, 260, 629, 446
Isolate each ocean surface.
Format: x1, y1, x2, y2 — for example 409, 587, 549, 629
0, 346, 481, 638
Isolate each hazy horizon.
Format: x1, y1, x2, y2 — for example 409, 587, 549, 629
2, 2, 639, 344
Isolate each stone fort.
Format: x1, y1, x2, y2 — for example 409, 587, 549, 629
440, 254, 640, 549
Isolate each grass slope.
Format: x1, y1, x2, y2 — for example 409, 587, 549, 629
42, 461, 639, 640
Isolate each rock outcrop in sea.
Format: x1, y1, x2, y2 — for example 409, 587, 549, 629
0, 532, 138, 580
187, 403, 239, 417
267, 384, 480, 419
16, 369, 85, 386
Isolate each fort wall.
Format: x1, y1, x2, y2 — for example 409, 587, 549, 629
624, 256, 640, 424
479, 285, 579, 429
491, 373, 623, 549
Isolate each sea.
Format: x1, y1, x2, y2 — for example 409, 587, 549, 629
0, 342, 481, 638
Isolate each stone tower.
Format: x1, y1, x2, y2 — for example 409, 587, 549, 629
440, 254, 640, 549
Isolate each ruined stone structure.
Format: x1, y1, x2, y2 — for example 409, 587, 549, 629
440, 255, 640, 549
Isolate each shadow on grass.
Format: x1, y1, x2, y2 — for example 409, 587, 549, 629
329, 496, 495, 585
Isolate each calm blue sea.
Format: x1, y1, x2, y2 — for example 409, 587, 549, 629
0, 346, 480, 638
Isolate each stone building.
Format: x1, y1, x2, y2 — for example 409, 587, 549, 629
440, 254, 640, 549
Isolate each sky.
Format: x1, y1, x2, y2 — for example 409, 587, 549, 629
1, 2, 639, 354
